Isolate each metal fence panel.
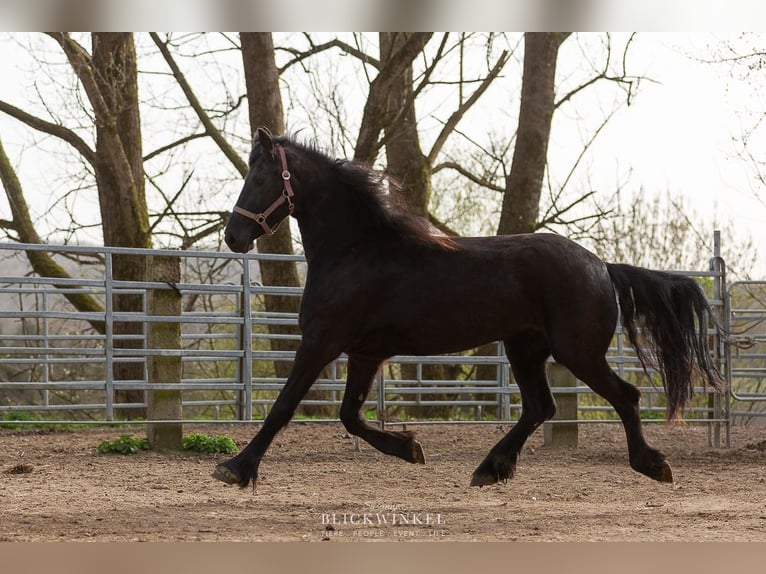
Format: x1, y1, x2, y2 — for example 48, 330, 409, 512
0, 242, 741, 440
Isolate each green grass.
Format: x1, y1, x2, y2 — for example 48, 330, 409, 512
95, 432, 238, 455
182, 433, 238, 454
0, 411, 39, 429
96, 434, 150, 454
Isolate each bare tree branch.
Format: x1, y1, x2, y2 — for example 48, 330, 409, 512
427, 50, 509, 164
46, 33, 139, 196
355, 33, 433, 163
427, 212, 460, 237
0, 133, 105, 332
432, 161, 505, 193
278, 35, 380, 74
555, 34, 649, 109
150, 32, 248, 177
143, 132, 207, 162
0, 99, 96, 165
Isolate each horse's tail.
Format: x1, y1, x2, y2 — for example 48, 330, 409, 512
606, 263, 725, 420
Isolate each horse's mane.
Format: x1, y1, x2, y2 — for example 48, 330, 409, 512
284, 135, 456, 250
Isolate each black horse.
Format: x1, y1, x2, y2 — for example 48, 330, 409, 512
215, 127, 723, 489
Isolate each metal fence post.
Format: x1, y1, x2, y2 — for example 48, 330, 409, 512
376, 369, 386, 430
145, 255, 183, 450
240, 262, 254, 421
500, 342, 511, 422
104, 253, 115, 421
709, 230, 729, 448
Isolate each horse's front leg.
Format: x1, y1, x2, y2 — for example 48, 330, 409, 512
212, 339, 338, 488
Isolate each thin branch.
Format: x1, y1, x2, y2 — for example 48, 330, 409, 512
180, 219, 227, 250
427, 212, 460, 237
150, 32, 248, 177
428, 49, 509, 164
536, 191, 604, 230
278, 36, 380, 74
148, 170, 194, 234
0, 99, 96, 165
555, 34, 651, 109
432, 161, 504, 193
143, 132, 207, 162
0, 218, 17, 231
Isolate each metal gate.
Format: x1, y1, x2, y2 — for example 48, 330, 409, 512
726, 279, 766, 428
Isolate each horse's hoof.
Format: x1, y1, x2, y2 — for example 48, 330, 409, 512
655, 461, 673, 483
411, 440, 426, 464
212, 463, 240, 485
469, 454, 515, 487
469, 471, 498, 487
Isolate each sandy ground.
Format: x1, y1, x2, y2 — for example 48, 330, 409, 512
1, 421, 765, 542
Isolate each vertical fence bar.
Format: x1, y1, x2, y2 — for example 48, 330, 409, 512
500, 342, 511, 422
41, 291, 50, 409
241, 259, 254, 421
711, 233, 721, 448
710, 230, 731, 447
723, 277, 733, 448
104, 253, 115, 421
376, 369, 385, 430
235, 279, 244, 420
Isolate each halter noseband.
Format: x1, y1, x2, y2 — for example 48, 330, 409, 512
232, 144, 295, 235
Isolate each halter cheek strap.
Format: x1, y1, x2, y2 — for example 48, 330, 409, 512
232, 144, 295, 235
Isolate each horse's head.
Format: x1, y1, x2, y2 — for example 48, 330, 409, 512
224, 127, 295, 253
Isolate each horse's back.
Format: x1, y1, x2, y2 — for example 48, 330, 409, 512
317, 232, 618, 357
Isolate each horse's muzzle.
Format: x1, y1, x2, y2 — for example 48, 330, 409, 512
224, 229, 255, 254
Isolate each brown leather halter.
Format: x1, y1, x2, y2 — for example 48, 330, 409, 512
232, 144, 295, 235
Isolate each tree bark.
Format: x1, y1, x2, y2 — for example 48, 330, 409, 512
497, 33, 569, 236
380, 33, 432, 216
379, 33, 461, 418
354, 33, 432, 165
89, 33, 151, 419
240, 33, 303, 382
2, 34, 152, 419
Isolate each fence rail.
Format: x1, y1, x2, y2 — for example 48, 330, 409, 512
1, 239, 762, 446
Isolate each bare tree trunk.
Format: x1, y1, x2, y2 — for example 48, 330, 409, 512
497, 33, 569, 236
2, 33, 151, 419
240, 33, 302, 377
379, 33, 460, 419
240, 33, 332, 416
487, 34, 569, 416
90, 33, 151, 419
381, 33, 432, 216
354, 33, 432, 165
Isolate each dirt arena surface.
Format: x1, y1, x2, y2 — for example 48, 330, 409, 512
1, 421, 765, 542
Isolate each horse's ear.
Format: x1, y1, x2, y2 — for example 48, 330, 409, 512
256, 126, 274, 156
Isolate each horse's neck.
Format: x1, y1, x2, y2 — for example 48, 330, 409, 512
296, 210, 362, 264
295, 188, 375, 264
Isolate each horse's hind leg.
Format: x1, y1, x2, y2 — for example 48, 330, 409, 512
562, 356, 673, 483
471, 332, 555, 486
339, 354, 425, 464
